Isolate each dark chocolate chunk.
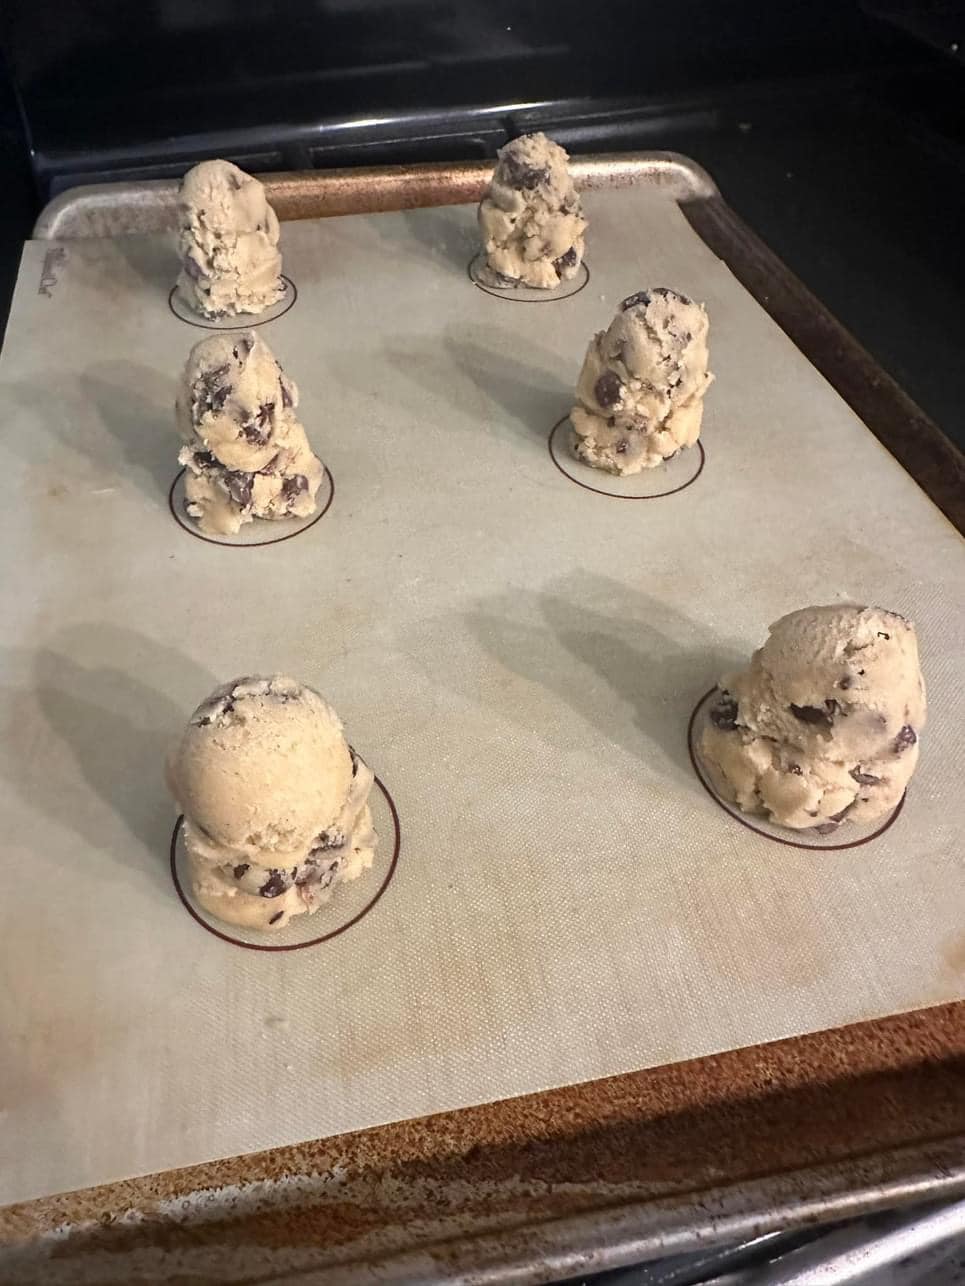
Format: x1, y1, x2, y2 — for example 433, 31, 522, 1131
193, 450, 217, 470
788, 763, 803, 775
709, 694, 739, 731
850, 768, 881, 786
893, 725, 917, 753
877, 632, 890, 640
282, 474, 308, 500
620, 290, 651, 311
651, 285, 693, 305
615, 439, 629, 455
232, 863, 250, 880
553, 246, 578, 274
241, 421, 268, 445
594, 370, 623, 409
789, 700, 837, 728
224, 471, 254, 507
268, 910, 284, 925
311, 827, 346, 853
259, 871, 288, 898
281, 382, 294, 409
501, 153, 548, 189
195, 364, 231, 416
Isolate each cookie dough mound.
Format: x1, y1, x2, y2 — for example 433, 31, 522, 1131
570, 288, 713, 475
167, 676, 378, 932
176, 159, 283, 318
477, 133, 587, 289
176, 331, 324, 536
700, 606, 926, 831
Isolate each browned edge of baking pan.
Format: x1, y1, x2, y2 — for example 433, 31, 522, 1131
7, 153, 964, 1280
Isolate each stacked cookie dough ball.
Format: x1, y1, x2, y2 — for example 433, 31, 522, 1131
158, 138, 927, 937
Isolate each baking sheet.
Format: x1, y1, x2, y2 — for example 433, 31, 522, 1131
1, 186, 963, 1208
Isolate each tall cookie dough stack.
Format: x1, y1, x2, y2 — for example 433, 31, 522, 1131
176, 331, 325, 536
176, 159, 284, 318
700, 605, 926, 831
477, 133, 587, 289
167, 676, 378, 932
571, 288, 713, 474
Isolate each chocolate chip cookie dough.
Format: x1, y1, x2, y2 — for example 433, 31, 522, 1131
571, 288, 713, 474
167, 676, 377, 932
700, 606, 926, 831
176, 331, 325, 536
176, 159, 284, 318
477, 133, 587, 289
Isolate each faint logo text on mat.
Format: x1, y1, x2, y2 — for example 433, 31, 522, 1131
38, 247, 67, 297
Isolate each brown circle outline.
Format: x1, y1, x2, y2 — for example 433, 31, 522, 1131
169, 772, 401, 951
548, 417, 706, 499
168, 465, 334, 548
687, 687, 905, 851
167, 276, 298, 330
467, 253, 590, 303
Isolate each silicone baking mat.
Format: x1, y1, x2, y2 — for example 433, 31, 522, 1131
1, 187, 963, 1207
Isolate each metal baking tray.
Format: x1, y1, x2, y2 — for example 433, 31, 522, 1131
2, 153, 964, 1284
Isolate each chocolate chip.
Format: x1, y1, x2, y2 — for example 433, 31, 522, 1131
268, 911, 284, 925
788, 763, 803, 775
893, 725, 917, 753
502, 153, 548, 189
282, 474, 308, 500
615, 439, 629, 454
620, 290, 651, 311
241, 421, 269, 445
709, 694, 739, 731
193, 450, 217, 470
311, 828, 346, 853
281, 382, 294, 409
877, 632, 890, 640
553, 247, 577, 274
195, 365, 231, 416
224, 471, 253, 507
233, 863, 249, 880
259, 871, 288, 898
650, 285, 693, 305
850, 768, 881, 785
594, 371, 623, 409
789, 701, 837, 728
228, 172, 243, 191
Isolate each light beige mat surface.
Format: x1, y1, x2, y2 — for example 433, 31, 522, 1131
1, 187, 962, 1205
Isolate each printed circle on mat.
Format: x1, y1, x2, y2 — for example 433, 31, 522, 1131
168, 276, 297, 329
170, 772, 401, 951
687, 687, 905, 851
467, 253, 589, 302
168, 466, 334, 547
548, 417, 705, 499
